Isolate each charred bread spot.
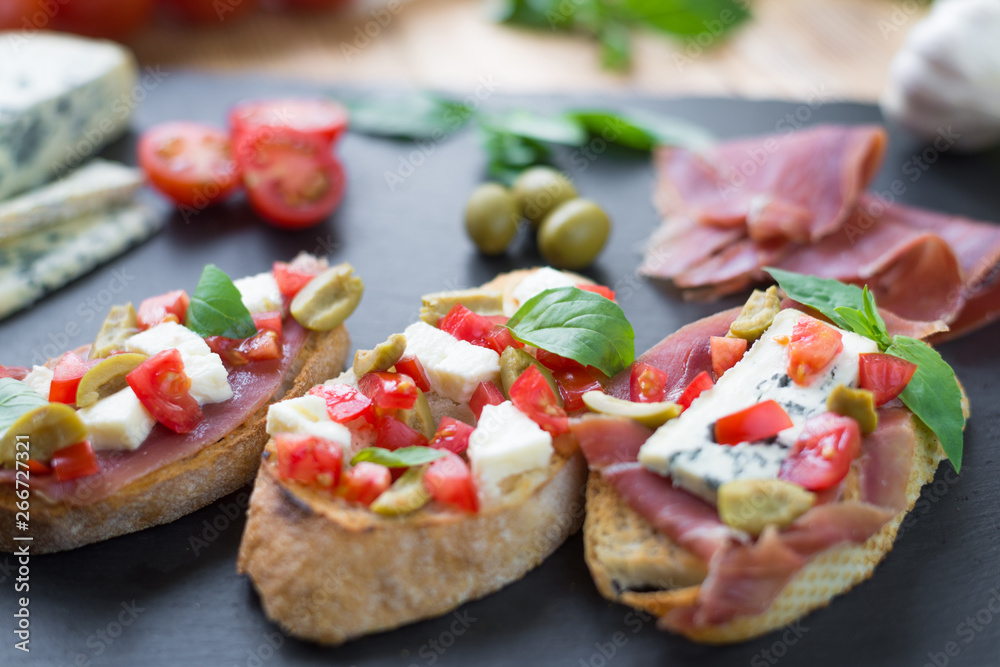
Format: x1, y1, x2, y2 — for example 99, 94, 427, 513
274, 478, 317, 520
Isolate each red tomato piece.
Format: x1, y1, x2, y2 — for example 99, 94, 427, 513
424, 452, 478, 513
509, 365, 570, 437
469, 381, 505, 421
630, 361, 669, 403
714, 400, 793, 446
138, 122, 241, 208
787, 317, 843, 386
52, 0, 153, 39
274, 433, 343, 487
284, 0, 351, 10
482, 325, 520, 355
710, 336, 748, 379
779, 412, 861, 491
535, 348, 585, 373
0, 365, 29, 380
230, 98, 349, 147
26, 459, 52, 476
338, 462, 391, 506
554, 368, 603, 413
676, 371, 714, 411
429, 417, 474, 455
859, 353, 918, 406
138, 290, 190, 330
393, 356, 431, 393
272, 255, 326, 298
576, 283, 616, 300
487, 314, 510, 325
238, 329, 282, 362
50, 442, 99, 482
308, 384, 374, 423
252, 311, 282, 337
375, 416, 429, 450
49, 352, 97, 404
164, 0, 257, 24
236, 129, 346, 230
357, 371, 418, 411
205, 313, 281, 366
127, 349, 203, 433
438, 304, 495, 345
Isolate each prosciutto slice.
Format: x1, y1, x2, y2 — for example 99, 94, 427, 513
6, 320, 309, 505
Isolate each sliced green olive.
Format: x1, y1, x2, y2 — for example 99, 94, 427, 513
370, 465, 431, 516
76, 353, 148, 408
0, 403, 89, 466
290, 263, 364, 331
499, 347, 562, 405
353, 334, 406, 377
581, 391, 681, 429
397, 389, 436, 440
537, 199, 610, 270
89, 303, 139, 359
827, 384, 878, 434
729, 286, 781, 341
464, 183, 519, 255
512, 167, 578, 227
419, 289, 504, 325
717, 479, 816, 536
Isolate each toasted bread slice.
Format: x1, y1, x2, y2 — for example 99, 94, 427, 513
0, 325, 350, 554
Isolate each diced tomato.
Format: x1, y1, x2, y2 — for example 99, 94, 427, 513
536, 348, 585, 373
779, 412, 861, 491
509, 365, 570, 437
469, 381, 505, 421
714, 400, 793, 446
438, 304, 495, 345
576, 283, 616, 300
710, 336, 747, 379
274, 433, 344, 488
0, 365, 29, 380
859, 353, 918, 406
308, 383, 374, 423
375, 416, 429, 450
272, 258, 324, 299
487, 314, 510, 325
26, 459, 52, 476
338, 462, 391, 505
393, 356, 431, 392
127, 349, 203, 433
138, 290, 190, 330
239, 329, 283, 362
137, 122, 241, 208
252, 311, 282, 337
630, 362, 669, 403
357, 371, 418, 410
53, 0, 154, 40
50, 442, 100, 482
482, 325, 521, 355
676, 371, 714, 411
787, 317, 843, 386
424, 452, 478, 513
230, 98, 350, 147
163, 0, 257, 24
49, 352, 97, 404
554, 368, 603, 413
429, 417, 474, 455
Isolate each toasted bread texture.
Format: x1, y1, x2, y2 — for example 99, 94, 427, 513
583, 413, 948, 643
0, 325, 350, 554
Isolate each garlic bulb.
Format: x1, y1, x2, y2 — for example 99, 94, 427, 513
881, 0, 1000, 152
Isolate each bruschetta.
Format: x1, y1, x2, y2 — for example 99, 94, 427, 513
0, 253, 362, 553
573, 270, 968, 643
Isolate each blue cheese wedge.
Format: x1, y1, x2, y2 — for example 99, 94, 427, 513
468, 401, 554, 501
0, 202, 163, 321
0, 32, 138, 200
638, 309, 878, 504
402, 321, 501, 403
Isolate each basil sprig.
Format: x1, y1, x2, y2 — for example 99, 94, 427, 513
506, 287, 635, 377
184, 264, 257, 339
0, 378, 48, 432
351, 446, 447, 468
766, 268, 966, 471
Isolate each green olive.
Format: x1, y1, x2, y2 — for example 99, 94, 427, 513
499, 347, 562, 406
370, 465, 431, 516
290, 264, 364, 332
89, 303, 139, 359
354, 334, 407, 377
581, 392, 681, 429
717, 479, 816, 536
419, 289, 504, 325
76, 353, 148, 408
512, 167, 578, 227
827, 384, 879, 434
729, 287, 781, 341
0, 403, 89, 466
464, 183, 518, 255
537, 199, 610, 270
397, 389, 436, 440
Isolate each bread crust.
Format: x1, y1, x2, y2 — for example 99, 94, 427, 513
0, 325, 350, 554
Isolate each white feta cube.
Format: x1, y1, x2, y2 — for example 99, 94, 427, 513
233, 272, 283, 315
402, 321, 500, 403
78, 387, 156, 450
468, 401, 554, 500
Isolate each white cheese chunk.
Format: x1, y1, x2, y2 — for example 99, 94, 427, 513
265, 395, 352, 453
182, 353, 234, 405
21, 365, 53, 400
505, 267, 579, 316
124, 321, 232, 405
233, 272, 283, 315
468, 401, 554, 500
402, 321, 500, 403
638, 309, 878, 504
78, 387, 156, 451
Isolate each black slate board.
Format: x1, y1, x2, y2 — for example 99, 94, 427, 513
2, 73, 999, 667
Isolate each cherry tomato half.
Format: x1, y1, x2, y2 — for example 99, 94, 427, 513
630, 361, 668, 403
509, 365, 569, 437
787, 317, 843, 387
424, 451, 478, 513
779, 412, 861, 491
53, 0, 154, 39
127, 349, 203, 433
230, 98, 349, 146
138, 122, 241, 208
859, 353, 918, 406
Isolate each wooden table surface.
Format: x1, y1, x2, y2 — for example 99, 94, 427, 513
132, 0, 925, 102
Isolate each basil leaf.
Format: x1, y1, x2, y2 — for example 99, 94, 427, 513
480, 126, 552, 185
885, 336, 966, 472
598, 22, 632, 71
765, 268, 863, 330
185, 264, 257, 339
507, 287, 635, 377
351, 446, 446, 468
347, 94, 473, 140
833, 307, 880, 341
568, 109, 715, 151
480, 111, 587, 146
0, 378, 48, 432
862, 286, 890, 348
625, 0, 750, 37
